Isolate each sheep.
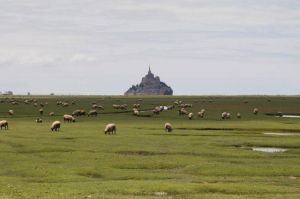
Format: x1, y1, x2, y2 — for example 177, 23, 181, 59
72, 109, 86, 116
51, 121, 61, 132
72, 110, 81, 116
35, 118, 43, 123
179, 104, 192, 108
104, 123, 116, 135
226, 112, 231, 119
198, 109, 206, 118
222, 112, 228, 120
178, 108, 188, 115
11, 101, 18, 105
188, 112, 194, 120
0, 120, 8, 130
92, 104, 104, 110
112, 104, 120, 109
133, 109, 140, 116
49, 112, 55, 116
79, 110, 86, 116
164, 123, 172, 132
153, 108, 160, 115
39, 108, 44, 115
120, 104, 127, 110
237, 113, 241, 119
62, 103, 69, 107
87, 110, 98, 117
167, 105, 175, 110
133, 104, 140, 109
253, 108, 259, 115
8, 110, 14, 116
63, 115, 75, 123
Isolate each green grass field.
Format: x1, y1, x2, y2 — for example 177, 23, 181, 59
0, 96, 299, 199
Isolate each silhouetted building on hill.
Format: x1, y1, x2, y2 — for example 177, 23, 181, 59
125, 67, 173, 96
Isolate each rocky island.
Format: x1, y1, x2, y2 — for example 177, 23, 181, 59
124, 67, 173, 96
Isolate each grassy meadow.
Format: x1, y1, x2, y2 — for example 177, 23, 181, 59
0, 95, 300, 199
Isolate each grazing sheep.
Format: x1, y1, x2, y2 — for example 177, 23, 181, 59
179, 103, 193, 108
0, 120, 8, 130
222, 112, 228, 120
11, 101, 18, 105
49, 112, 55, 116
133, 104, 140, 109
79, 110, 86, 116
63, 115, 75, 123
51, 121, 61, 132
253, 108, 259, 115
62, 103, 69, 107
104, 123, 116, 135
164, 123, 172, 132
35, 118, 43, 123
198, 109, 206, 118
226, 112, 231, 119
237, 113, 241, 119
72, 110, 81, 116
153, 108, 160, 115
8, 110, 14, 116
72, 109, 86, 116
120, 104, 127, 110
92, 104, 104, 110
133, 109, 140, 116
167, 105, 175, 110
112, 104, 120, 109
39, 108, 44, 115
188, 112, 194, 120
178, 108, 188, 116
33, 103, 38, 107
87, 110, 98, 117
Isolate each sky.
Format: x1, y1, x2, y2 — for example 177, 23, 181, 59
0, 0, 299, 95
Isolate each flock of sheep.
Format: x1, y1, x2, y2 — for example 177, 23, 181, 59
0, 98, 261, 134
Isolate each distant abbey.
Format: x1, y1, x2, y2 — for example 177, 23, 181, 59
124, 67, 173, 96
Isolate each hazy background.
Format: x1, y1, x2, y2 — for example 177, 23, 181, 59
0, 0, 299, 95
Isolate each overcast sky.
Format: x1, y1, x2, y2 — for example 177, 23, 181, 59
0, 0, 299, 95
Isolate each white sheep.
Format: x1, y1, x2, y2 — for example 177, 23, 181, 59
35, 118, 43, 123
237, 113, 241, 119
51, 121, 61, 131
104, 123, 116, 135
188, 112, 194, 120
8, 110, 14, 116
164, 123, 172, 132
133, 109, 140, 116
0, 120, 8, 130
253, 108, 259, 115
222, 112, 228, 120
88, 110, 98, 117
226, 112, 231, 119
63, 115, 75, 123
198, 109, 206, 118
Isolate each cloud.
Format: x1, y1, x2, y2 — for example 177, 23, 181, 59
0, 0, 299, 94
